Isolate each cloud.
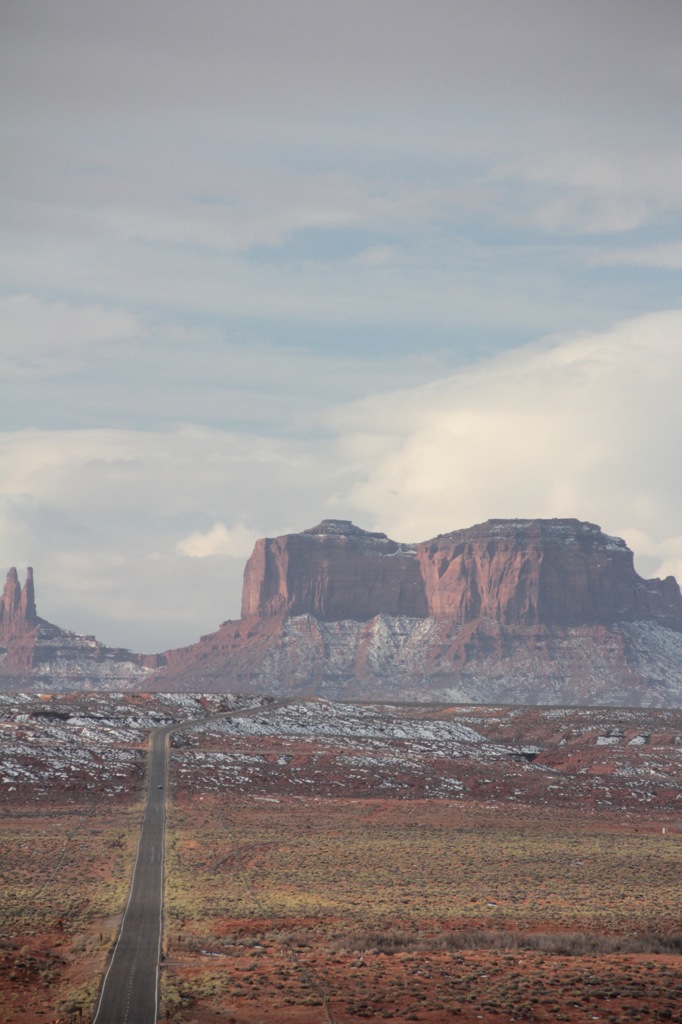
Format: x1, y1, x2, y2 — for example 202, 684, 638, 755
495, 141, 682, 235
0, 425, 351, 649
616, 528, 682, 589
0, 294, 140, 378
594, 241, 682, 270
4, 1, 681, 121
334, 310, 682, 576
177, 522, 260, 559
3, 5, 682, 354
0, 294, 462, 437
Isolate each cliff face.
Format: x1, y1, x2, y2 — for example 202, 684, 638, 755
241, 519, 682, 631
241, 520, 428, 621
418, 519, 682, 628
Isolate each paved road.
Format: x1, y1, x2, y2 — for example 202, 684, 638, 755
92, 724, 172, 1024
93, 702, 288, 1024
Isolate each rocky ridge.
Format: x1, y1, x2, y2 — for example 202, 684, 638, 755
3, 517, 682, 704
242, 519, 426, 621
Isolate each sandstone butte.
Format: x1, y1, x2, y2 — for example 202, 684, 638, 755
2, 518, 682, 704
240, 518, 682, 629
153, 518, 682, 704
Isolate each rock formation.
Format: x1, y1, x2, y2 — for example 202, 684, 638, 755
0, 567, 37, 641
241, 519, 428, 621
4, 518, 682, 704
242, 518, 682, 630
417, 519, 682, 628
154, 518, 682, 705
0, 567, 156, 690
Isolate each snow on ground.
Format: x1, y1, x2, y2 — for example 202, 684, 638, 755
1, 694, 680, 811
0, 693, 267, 798
193, 697, 488, 749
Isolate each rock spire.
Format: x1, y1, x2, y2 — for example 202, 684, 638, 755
0, 567, 38, 642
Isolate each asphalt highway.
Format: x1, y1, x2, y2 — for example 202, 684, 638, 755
92, 724, 171, 1024
92, 701, 288, 1024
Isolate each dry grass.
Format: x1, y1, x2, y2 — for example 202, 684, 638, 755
330, 926, 682, 956
0, 800, 142, 1023
161, 794, 682, 1023
165, 796, 682, 938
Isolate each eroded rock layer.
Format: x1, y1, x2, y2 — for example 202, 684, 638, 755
242, 519, 682, 629
241, 520, 427, 621
0, 568, 37, 642
418, 519, 682, 628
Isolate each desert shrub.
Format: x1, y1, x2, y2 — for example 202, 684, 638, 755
331, 928, 682, 956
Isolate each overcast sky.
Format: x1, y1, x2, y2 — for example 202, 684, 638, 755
2, 1, 681, 651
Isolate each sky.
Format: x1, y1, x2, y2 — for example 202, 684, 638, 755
1, 0, 681, 652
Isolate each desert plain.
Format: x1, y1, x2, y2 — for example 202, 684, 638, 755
1, 693, 681, 1023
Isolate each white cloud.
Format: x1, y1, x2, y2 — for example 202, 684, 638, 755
0, 425, 350, 649
334, 311, 682, 580
177, 522, 259, 559
496, 142, 682, 235
616, 528, 682, 587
